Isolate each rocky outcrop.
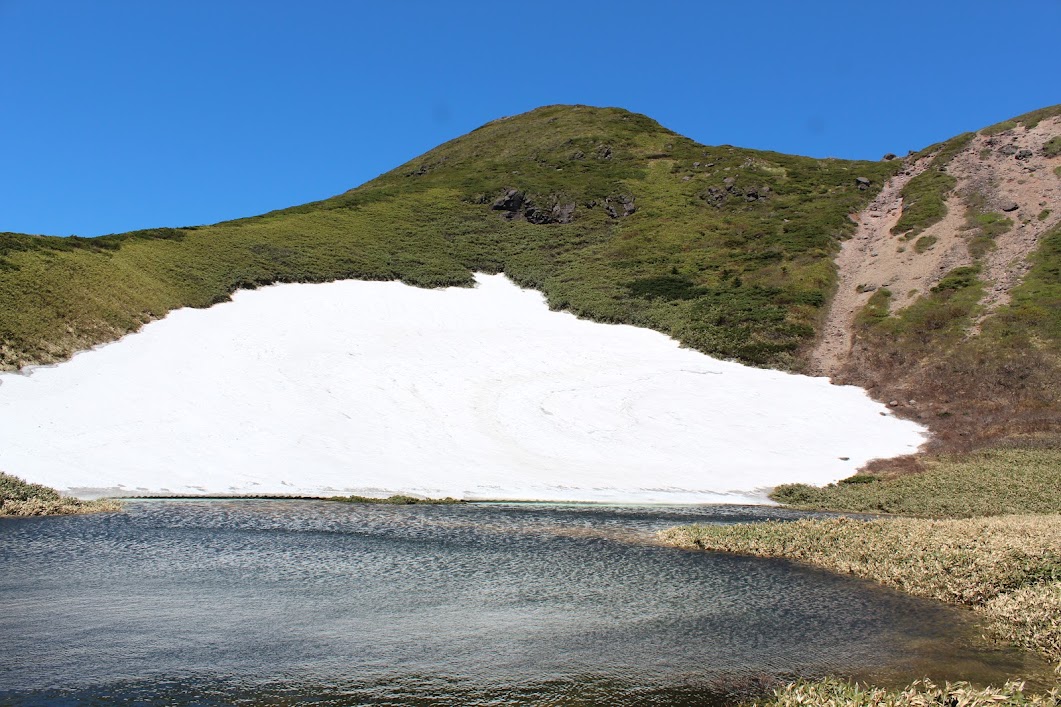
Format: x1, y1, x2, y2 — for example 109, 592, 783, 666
490, 189, 577, 224
700, 179, 771, 207
603, 194, 637, 218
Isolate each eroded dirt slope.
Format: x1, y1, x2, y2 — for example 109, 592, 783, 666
813, 116, 1061, 377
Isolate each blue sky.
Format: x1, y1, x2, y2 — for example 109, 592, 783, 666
2, 0, 1059, 237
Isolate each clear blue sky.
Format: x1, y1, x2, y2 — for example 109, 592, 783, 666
2, 0, 1059, 237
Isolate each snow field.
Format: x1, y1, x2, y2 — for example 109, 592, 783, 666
0, 274, 926, 502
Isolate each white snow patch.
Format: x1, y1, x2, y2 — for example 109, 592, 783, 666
0, 274, 926, 503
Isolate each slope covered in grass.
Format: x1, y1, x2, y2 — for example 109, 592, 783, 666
771, 445, 1061, 517
0, 105, 897, 372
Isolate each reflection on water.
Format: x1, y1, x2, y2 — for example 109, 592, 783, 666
0, 501, 1050, 705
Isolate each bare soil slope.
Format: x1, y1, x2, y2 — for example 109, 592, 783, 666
815, 117, 1061, 376
812, 113, 1061, 452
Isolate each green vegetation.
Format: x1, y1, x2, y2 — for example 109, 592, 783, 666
1042, 135, 1061, 158
848, 214, 1061, 448
771, 446, 1061, 517
981, 120, 1019, 137
853, 265, 982, 358
327, 494, 463, 505
660, 514, 1061, 667
994, 220, 1061, 342
890, 133, 973, 237
981, 104, 1061, 134
912, 234, 936, 253
961, 196, 1014, 258
753, 678, 1059, 706
0, 105, 898, 371
0, 472, 120, 516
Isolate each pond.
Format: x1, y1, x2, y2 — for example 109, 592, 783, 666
0, 501, 1049, 705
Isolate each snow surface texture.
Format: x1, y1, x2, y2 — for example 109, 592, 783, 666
0, 274, 926, 503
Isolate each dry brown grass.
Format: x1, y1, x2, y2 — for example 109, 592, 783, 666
0, 496, 121, 516
659, 515, 1061, 668
752, 677, 1060, 706
0, 471, 120, 516
772, 446, 1061, 517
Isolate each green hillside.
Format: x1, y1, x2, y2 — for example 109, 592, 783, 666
1, 103, 1059, 452
0, 105, 895, 371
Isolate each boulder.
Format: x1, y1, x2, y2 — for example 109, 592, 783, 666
1002, 202, 1020, 212
551, 202, 576, 224
855, 177, 871, 190
491, 189, 525, 212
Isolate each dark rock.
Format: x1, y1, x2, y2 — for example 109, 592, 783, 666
491, 189, 525, 213
702, 186, 726, 208
571, 150, 585, 160
1002, 202, 1020, 212
596, 145, 613, 160
1015, 149, 1034, 161
551, 202, 576, 224
999, 145, 1018, 156
882, 153, 897, 161
742, 185, 770, 202
603, 194, 637, 219
856, 177, 871, 190
524, 206, 552, 225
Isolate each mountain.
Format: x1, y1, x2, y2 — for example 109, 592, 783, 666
1, 104, 1059, 456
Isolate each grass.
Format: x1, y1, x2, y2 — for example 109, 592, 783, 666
327, 494, 463, 505
0, 104, 898, 372
1042, 135, 1061, 158
660, 514, 1061, 667
912, 234, 936, 253
0, 471, 120, 516
981, 104, 1061, 134
770, 446, 1061, 517
891, 132, 973, 237
753, 678, 1059, 706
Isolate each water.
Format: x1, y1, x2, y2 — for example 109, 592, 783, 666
0, 501, 1050, 705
